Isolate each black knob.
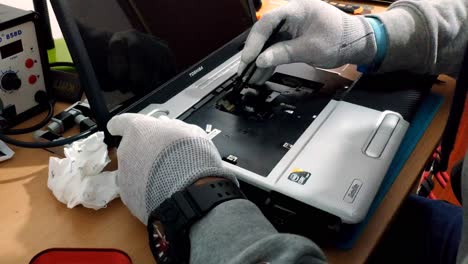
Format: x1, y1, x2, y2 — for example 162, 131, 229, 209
1, 72, 21, 91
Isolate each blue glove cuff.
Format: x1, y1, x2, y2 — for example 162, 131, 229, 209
357, 17, 388, 73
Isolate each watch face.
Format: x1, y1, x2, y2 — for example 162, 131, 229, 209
151, 221, 171, 263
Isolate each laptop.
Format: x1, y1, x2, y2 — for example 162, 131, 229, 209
50, 0, 408, 229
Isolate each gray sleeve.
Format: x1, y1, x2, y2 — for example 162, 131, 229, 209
457, 153, 468, 264
189, 199, 327, 264
374, 0, 468, 76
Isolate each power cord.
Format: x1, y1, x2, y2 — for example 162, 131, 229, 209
1, 100, 54, 135
0, 125, 97, 148
0, 100, 98, 148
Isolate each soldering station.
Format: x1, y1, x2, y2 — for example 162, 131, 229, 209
0, 1, 96, 150
0, 0, 466, 255
0, 4, 49, 129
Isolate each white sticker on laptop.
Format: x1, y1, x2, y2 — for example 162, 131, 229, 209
207, 129, 222, 140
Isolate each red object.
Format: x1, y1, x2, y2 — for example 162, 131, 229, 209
28, 75, 37, 84
435, 172, 447, 188
25, 58, 34, 68
29, 248, 133, 264
441, 171, 450, 181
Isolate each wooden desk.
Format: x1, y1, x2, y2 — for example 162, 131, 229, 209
0, 103, 153, 264
0, 1, 456, 263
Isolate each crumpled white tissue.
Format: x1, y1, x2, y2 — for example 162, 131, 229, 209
48, 132, 119, 210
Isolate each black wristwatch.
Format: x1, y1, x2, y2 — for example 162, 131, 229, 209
147, 178, 245, 264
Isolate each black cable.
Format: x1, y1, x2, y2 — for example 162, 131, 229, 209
1, 101, 54, 135
49, 62, 75, 68
0, 93, 97, 148
0, 125, 98, 148
33, 0, 55, 49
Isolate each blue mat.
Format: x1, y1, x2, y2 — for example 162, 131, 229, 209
335, 93, 444, 249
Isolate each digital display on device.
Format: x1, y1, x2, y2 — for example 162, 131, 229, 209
63, 0, 254, 111
0, 40, 23, 59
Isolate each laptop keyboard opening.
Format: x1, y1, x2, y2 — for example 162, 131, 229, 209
182, 70, 350, 176
217, 73, 324, 121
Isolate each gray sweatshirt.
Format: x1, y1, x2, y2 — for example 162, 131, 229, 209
190, 0, 468, 263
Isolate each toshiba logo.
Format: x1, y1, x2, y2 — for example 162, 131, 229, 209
189, 66, 204, 77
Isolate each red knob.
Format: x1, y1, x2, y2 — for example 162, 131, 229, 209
28, 75, 37, 84
25, 58, 34, 68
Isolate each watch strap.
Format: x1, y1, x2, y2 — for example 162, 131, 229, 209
186, 179, 244, 213
148, 179, 245, 264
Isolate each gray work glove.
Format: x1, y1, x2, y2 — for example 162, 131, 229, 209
239, 0, 377, 84
107, 113, 235, 224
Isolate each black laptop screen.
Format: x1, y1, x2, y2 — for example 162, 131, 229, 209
63, 0, 254, 110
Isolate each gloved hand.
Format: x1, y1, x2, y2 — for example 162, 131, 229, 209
239, 0, 377, 84
107, 113, 235, 224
